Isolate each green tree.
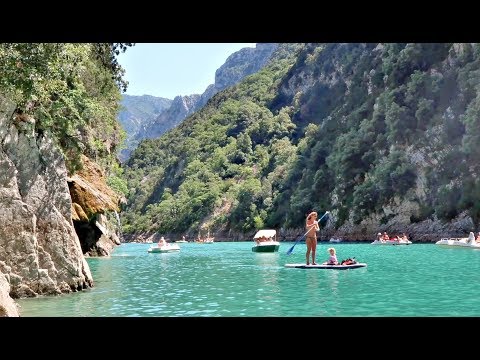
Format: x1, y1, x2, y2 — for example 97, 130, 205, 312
0, 43, 132, 173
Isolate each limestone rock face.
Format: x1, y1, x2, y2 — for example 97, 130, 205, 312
0, 270, 19, 316
68, 155, 122, 257
68, 155, 120, 219
118, 95, 173, 161
134, 94, 201, 142
0, 96, 93, 306
213, 43, 278, 91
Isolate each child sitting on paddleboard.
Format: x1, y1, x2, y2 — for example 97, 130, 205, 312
324, 247, 338, 265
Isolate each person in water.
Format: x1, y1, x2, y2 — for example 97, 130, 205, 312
324, 247, 338, 265
305, 211, 320, 265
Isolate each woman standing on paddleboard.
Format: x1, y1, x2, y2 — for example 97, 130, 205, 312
305, 212, 320, 265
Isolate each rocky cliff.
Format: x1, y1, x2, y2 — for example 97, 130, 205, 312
195, 43, 278, 109
0, 96, 93, 306
68, 155, 123, 256
1, 95, 123, 315
0, 274, 18, 316
134, 94, 200, 141
118, 95, 172, 162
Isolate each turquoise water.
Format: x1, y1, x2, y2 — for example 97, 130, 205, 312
16, 242, 480, 316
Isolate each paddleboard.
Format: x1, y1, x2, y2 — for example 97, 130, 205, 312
285, 263, 367, 270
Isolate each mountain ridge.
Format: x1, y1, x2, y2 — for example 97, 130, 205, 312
121, 43, 480, 242
120, 43, 278, 161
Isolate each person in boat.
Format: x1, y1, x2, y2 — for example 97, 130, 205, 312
401, 233, 409, 242
158, 236, 167, 247
305, 211, 320, 265
377, 232, 384, 242
476, 232, 480, 243
255, 236, 264, 245
468, 232, 475, 243
382, 232, 390, 241
324, 247, 338, 265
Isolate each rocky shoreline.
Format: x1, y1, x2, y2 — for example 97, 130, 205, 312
121, 213, 474, 245
1, 97, 122, 317
122, 205, 476, 245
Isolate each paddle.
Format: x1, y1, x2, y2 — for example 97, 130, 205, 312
286, 211, 329, 255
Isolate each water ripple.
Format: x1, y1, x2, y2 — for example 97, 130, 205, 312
16, 242, 480, 316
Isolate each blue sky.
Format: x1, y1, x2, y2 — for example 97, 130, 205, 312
117, 43, 256, 99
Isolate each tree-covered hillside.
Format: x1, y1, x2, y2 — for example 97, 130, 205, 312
0, 43, 130, 175
124, 44, 278, 164
121, 43, 480, 238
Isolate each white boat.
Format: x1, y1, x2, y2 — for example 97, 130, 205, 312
435, 233, 480, 249
195, 230, 215, 243
195, 238, 214, 243
147, 243, 180, 253
252, 229, 280, 253
371, 239, 412, 245
204, 230, 214, 243
329, 238, 343, 243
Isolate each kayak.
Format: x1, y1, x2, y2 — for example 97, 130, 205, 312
284, 263, 367, 270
